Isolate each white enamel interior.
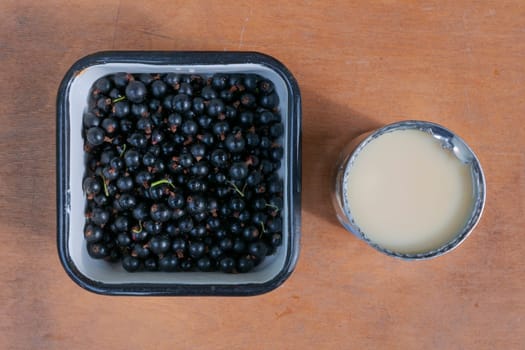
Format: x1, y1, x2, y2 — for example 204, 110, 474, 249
67, 62, 289, 285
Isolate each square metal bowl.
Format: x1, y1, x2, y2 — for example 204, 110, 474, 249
57, 51, 301, 296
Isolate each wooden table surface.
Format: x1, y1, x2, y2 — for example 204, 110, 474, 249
1, 1, 524, 349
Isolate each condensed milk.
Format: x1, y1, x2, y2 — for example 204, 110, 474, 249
332, 121, 485, 259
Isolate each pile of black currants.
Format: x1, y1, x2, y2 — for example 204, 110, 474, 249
82, 72, 284, 273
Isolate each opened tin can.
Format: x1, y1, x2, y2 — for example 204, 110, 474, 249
332, 120, 486, 260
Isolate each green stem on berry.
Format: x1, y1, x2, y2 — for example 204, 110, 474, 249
112, 96, 126, 103
119, 143, 127, 158
100, 175, 109, 197
151, 178, 175, 189
260, 221, 266, 233
265, 203, 279, 211
226, 181, 245, 197
132, 221, 143, 234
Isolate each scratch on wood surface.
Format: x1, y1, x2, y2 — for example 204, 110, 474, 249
135, 29, 177, 41
461, 11, 475, 70
461, 11, 469, 32
238, 8, 253, 49
421, 5, 435, 12
464, 87, 473, 116
111, 0, 122, 49
276, 306, 293, 319
30, 174, 36, 232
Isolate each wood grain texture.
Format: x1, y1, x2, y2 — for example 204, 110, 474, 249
1, 0, 524, 349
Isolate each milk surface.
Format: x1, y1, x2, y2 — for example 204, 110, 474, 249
345, 129, 474, 254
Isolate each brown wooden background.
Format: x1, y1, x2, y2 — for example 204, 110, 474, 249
1, 1, 524, 349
